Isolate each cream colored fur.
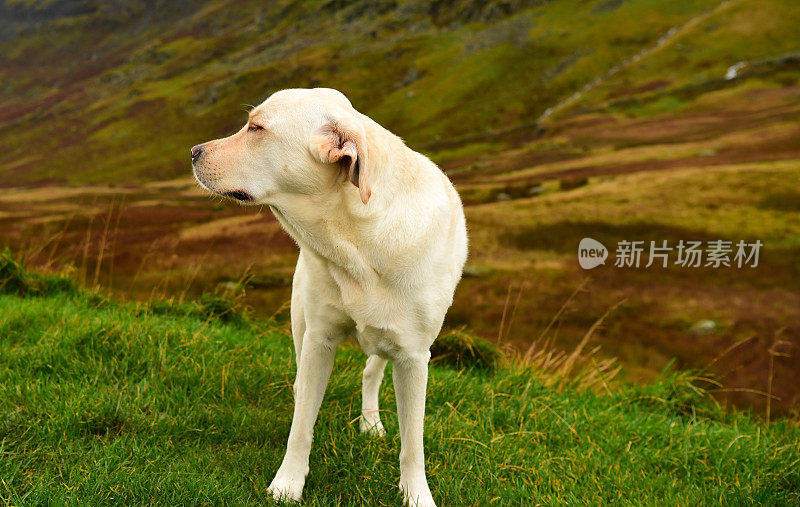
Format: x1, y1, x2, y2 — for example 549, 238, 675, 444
192, 88, 468, 506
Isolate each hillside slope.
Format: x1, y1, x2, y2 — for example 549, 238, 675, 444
1, 0, 798, 185
0, 263, 799, 504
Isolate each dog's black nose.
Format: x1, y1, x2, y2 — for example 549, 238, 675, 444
191, 144, 204, 162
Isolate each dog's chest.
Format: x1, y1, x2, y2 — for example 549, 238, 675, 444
323, 264, 412, 356
353, 325, 404, 359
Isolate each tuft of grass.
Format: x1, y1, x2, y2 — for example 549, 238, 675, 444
144, 292, 248, 326
431, 328, 502, 370
195, 292, 248, 325
0, 249, 77, 297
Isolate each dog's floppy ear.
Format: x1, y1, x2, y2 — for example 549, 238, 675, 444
309, 119, 371, 204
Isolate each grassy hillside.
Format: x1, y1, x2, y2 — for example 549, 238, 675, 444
1, 0, 799, 416
2, 0, 798, 185
1, 258, 799, 504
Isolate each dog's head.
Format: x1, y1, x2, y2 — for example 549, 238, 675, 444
191, 88, 371, 205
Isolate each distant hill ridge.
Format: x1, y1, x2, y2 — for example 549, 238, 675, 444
0, 0, 798, 185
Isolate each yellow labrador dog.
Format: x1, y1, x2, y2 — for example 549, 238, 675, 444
191, 88, 467, 506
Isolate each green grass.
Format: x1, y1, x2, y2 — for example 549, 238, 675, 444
1, 262, 799, 504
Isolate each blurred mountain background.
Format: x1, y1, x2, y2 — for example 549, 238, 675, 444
1, 0, 799, 414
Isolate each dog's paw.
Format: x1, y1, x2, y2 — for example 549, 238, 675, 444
399, 477, 436, 507
359, 415, 386, 437
267, 472, 305, 503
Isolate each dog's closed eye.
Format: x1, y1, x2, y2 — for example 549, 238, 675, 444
248, 123, 264, 132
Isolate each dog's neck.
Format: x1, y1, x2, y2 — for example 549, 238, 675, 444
269, 194, 379, 287
268, 119, 427, 287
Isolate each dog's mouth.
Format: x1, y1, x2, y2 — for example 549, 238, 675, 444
224, 190, 254, 202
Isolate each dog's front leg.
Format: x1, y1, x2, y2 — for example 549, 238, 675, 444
268, 333, 340, 502
394, 351, 436, 507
